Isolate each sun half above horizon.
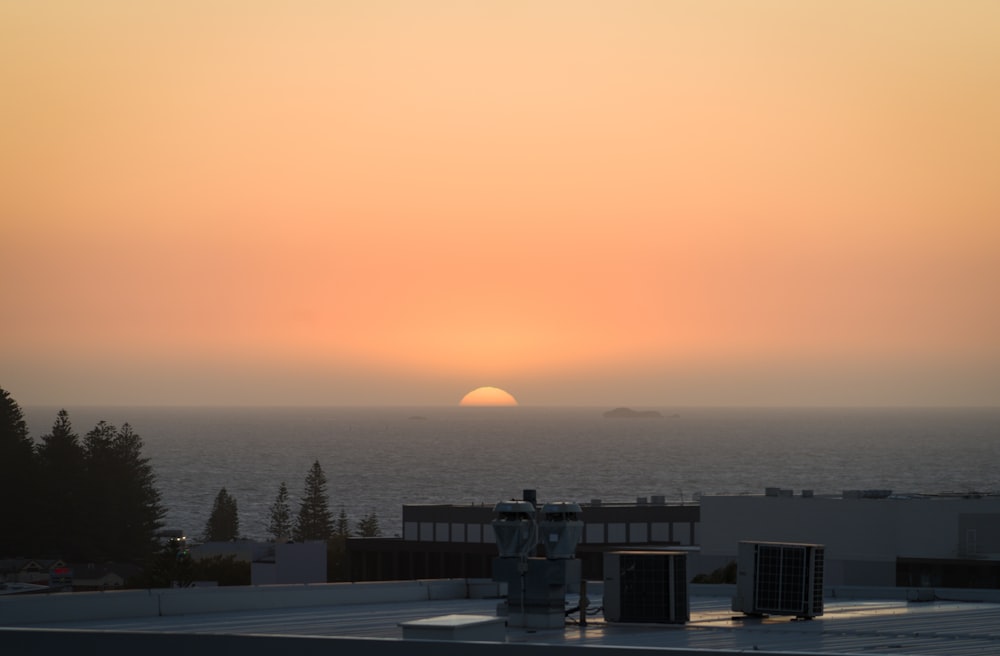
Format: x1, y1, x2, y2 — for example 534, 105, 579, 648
459, 386, 519, 407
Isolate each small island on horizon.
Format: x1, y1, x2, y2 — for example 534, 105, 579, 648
602, 407, 663, 419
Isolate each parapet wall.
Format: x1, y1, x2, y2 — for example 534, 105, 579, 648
0, 629, 802, 656
0, 578, 482, 626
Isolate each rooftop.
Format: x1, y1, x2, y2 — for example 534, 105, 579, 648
4, 581, 1000, 655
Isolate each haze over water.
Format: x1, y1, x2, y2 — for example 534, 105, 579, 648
22, 406, 1000, 540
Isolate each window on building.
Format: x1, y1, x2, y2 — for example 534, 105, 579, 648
651, 522, 670, 542
585, 523, 604, 544
630, 522, 648, 543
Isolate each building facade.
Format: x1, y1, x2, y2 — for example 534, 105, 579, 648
700, 490, 1000, 588
347, 497, 700, 581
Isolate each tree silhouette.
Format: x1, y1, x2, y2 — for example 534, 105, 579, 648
81, 420, 165, 561
0, 387, 38, 556
112, 423, 165, 559
266, 481, 292, 542
356, 510, 381, 537
36, 409, 85, 557
204, 487, 240, 541
81, 419, 118, 557
334, 506, 350, 539
294, 460, 333, 541
0, 392, 165, 563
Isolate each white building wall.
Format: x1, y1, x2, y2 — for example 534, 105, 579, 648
273, 541, 326, 584
700, 494, 1000, 586
251, 541, 327, 585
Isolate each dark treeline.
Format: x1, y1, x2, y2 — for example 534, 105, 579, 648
2, 386, 381, 583
204, 461, 382, 543
0, 388, 164, 563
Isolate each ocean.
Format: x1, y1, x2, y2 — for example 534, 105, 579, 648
21, 406, 1000, 541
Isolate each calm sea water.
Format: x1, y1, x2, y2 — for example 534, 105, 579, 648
21, 406, 1000, 541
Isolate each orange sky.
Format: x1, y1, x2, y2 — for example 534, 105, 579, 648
2, 1, 998, 406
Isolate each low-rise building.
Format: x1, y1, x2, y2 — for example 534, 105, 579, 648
347, 495, 700, 581
251, 541, 327, 585
700, 489, 1000, 588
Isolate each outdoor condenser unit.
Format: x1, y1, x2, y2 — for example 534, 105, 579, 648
603, 550, 689, 624
732, 541, 824, 619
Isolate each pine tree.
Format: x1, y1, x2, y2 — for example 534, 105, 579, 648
266, 481, 292, 542
81, 420, 165, 562
294, 460, 333, 541
0, 387, 38, 556
112, 423, 166, 559
334, 506, 350, 539
204, 487, 240, 541
0, 388, 32, 454
328, 505, 351, 582
80, 420, 117, 560
355, 510, 381, 537
36, 409, 85, 557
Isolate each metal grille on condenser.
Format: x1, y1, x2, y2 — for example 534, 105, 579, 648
755, 544, 807, 614
619, 553, 687, 622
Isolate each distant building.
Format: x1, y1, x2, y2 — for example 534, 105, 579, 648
189, 539, 326, 585
347, 496, 700, 581
0, 558, 139, 592
700, 489, 1000, 588
350, 489, 1000, 590
65, 562, 141, 591
192, 540, 268, 563
0, 559, 68, 587
251, 541, 327, 585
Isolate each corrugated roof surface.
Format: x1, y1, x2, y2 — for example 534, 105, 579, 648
26, 593, 1000, 655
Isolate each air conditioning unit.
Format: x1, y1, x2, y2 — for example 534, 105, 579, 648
732, 541, 824, 619
604, 550, 689, 624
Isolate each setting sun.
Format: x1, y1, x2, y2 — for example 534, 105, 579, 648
459, 386, 519, 407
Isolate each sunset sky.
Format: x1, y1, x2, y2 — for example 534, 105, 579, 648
3, 1, 998, 406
